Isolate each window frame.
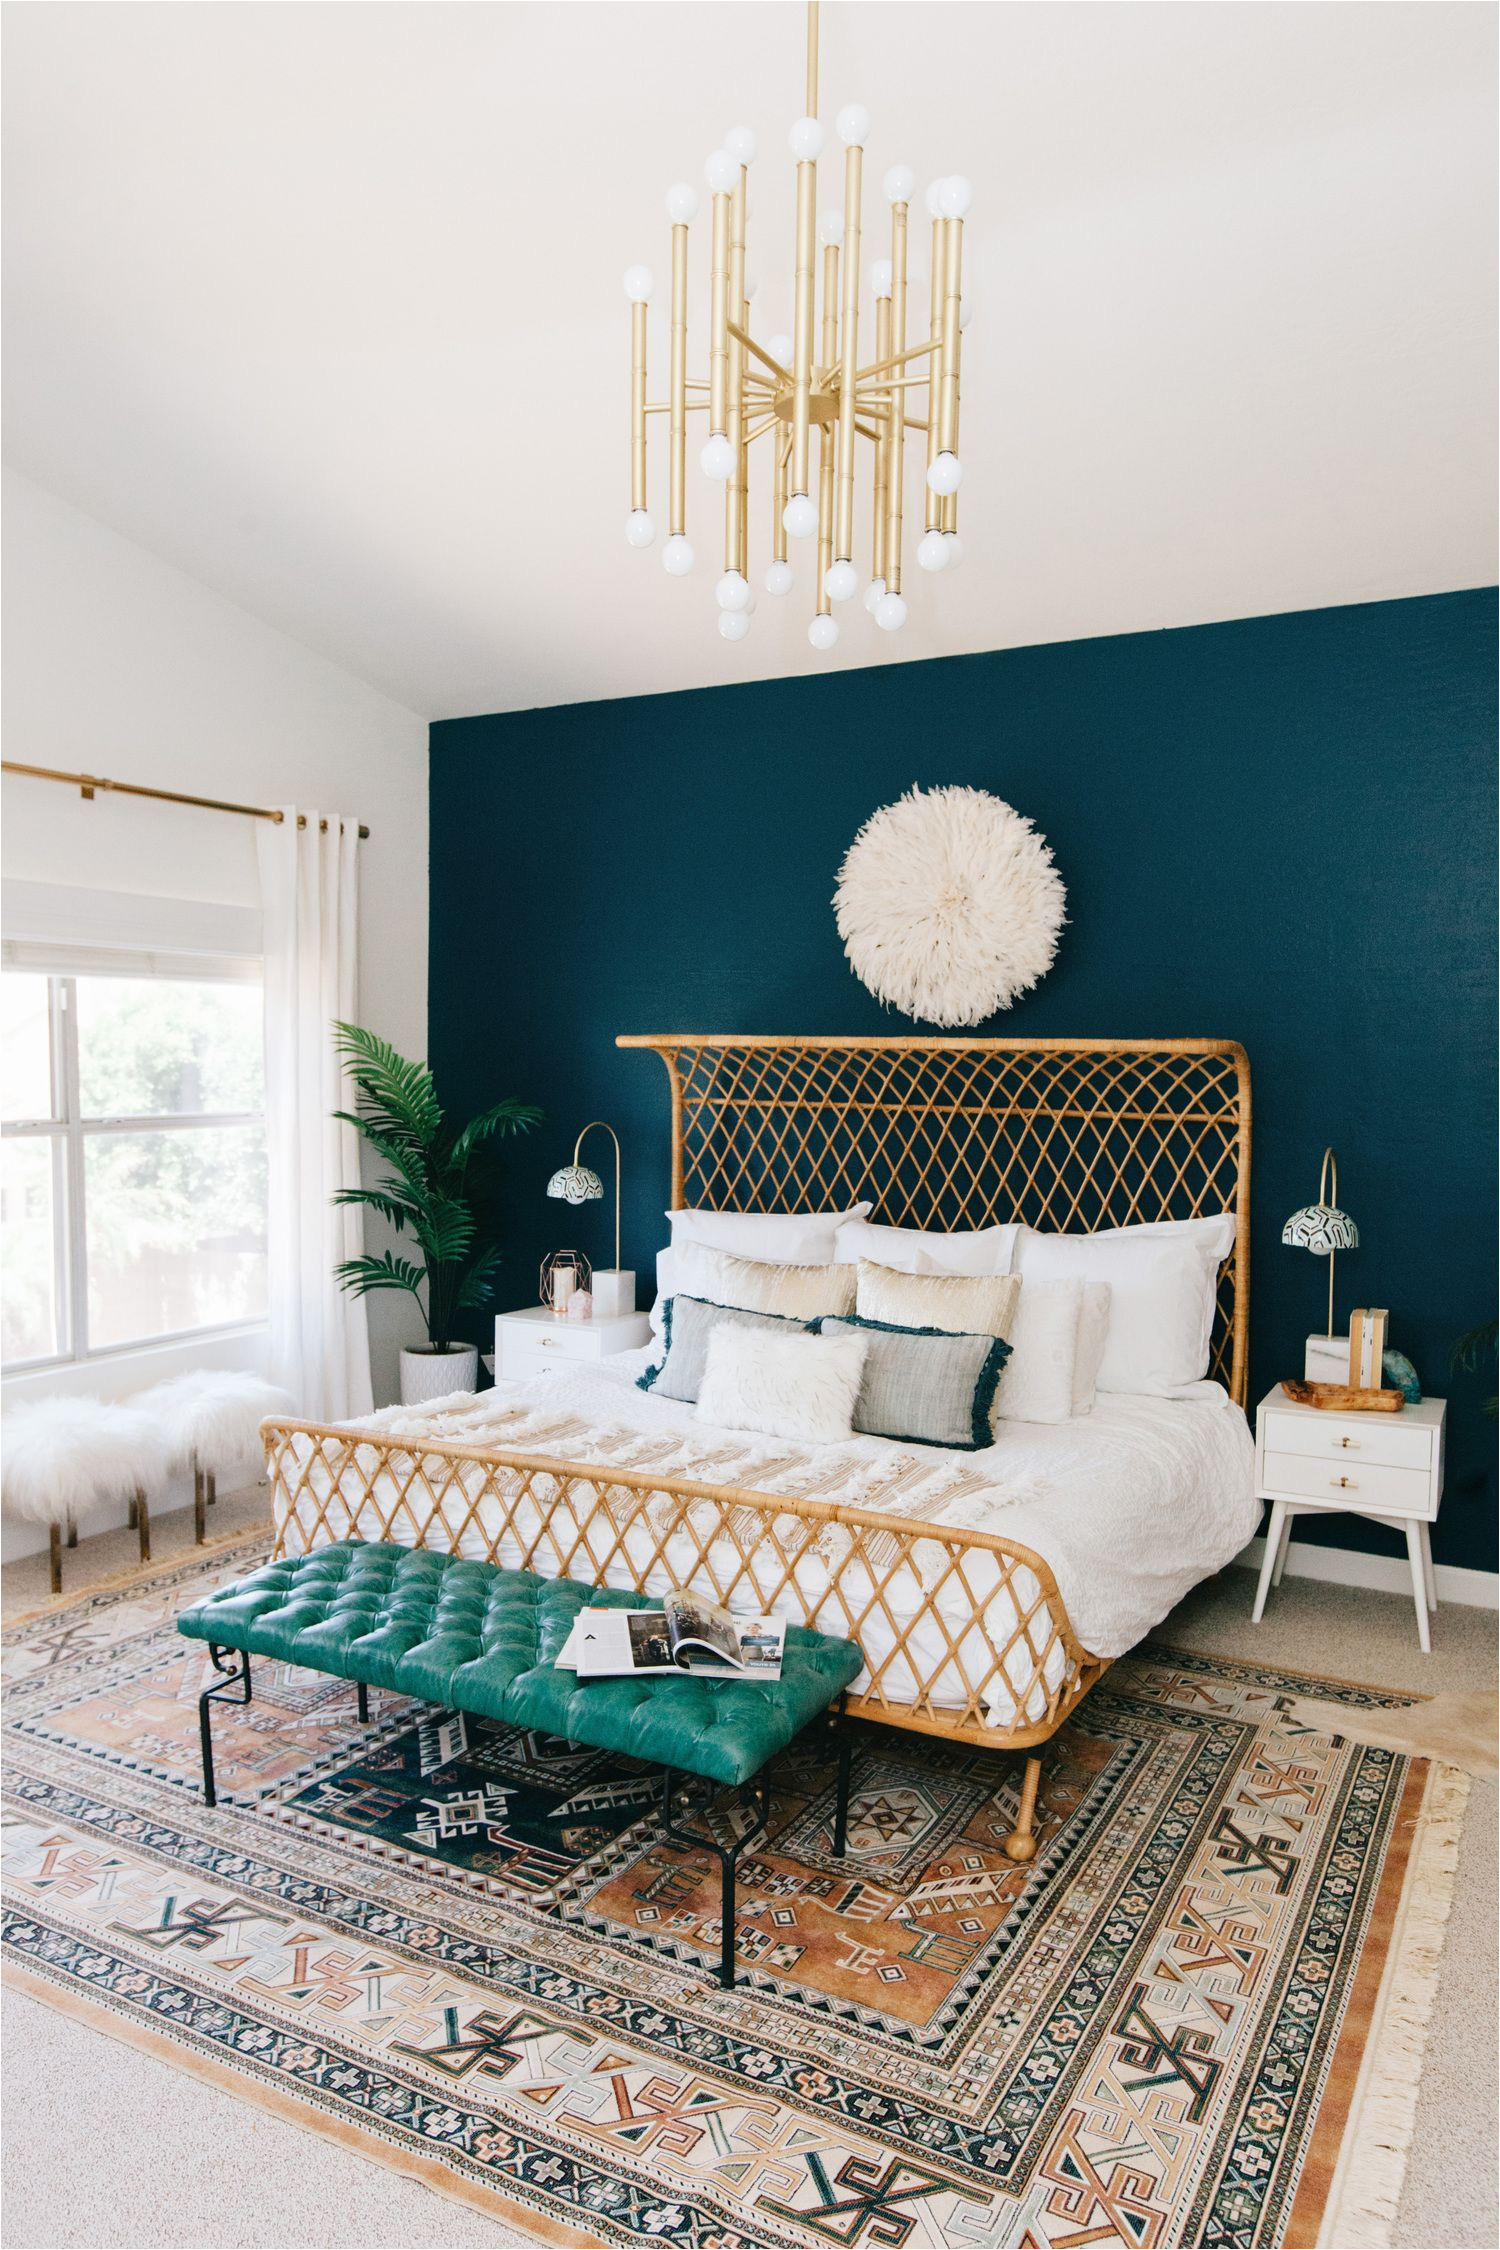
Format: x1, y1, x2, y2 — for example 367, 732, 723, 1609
2, 958, 268, 1371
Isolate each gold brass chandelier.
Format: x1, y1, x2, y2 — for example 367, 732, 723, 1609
622, 0, 970, 650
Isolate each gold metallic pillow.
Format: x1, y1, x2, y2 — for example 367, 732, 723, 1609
855, 1262, 1020, 1341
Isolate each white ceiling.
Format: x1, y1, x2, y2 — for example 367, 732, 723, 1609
3, 2, 1494, 721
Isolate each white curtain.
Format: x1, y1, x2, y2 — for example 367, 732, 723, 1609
256, 808, 374, 1421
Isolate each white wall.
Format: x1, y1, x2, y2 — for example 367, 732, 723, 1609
1, 468, 430, 1555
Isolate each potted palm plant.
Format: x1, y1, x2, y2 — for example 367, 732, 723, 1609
330, 1023, 541, 1404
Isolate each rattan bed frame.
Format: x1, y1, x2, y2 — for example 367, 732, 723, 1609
265, 1034, 1250, 1862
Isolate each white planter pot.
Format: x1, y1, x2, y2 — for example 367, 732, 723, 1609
399, 1344, 479, 1405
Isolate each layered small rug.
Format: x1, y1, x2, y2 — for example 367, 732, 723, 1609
3, 1535, 1466, 2249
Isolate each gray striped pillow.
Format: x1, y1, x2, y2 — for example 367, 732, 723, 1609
813, 1315, 1010, 1450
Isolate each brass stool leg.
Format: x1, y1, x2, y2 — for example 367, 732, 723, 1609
1003, 1753, 1042, 1864
127, 1496, 138, 1531
49, 1523, 63, 1595
206, 1468, 217, 1508
66, 1513, 78, 1549
194, 1464, 206, 1545
135, 1489, 151, 1565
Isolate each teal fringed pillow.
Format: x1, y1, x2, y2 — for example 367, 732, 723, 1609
811, 1314, 1011, 1450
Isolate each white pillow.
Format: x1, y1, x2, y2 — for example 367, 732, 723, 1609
1090, 1213, 1237, 1261
1014, 1230, 1216, 1394
696, 1322, 868, 1447
833, 1217, 1018, 1275
668, 1204, 871, 1264
1072, 1282, 1112, 1415
993, 1281, 1081, 1424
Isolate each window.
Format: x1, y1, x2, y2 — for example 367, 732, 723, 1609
1, 959, 267, 1367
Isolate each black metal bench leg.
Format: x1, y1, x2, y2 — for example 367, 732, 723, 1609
356, 1681, 370, 1725
719, 1852, 736, 1989
833, 1709, 853, 1857
198, 1646, 252, 1808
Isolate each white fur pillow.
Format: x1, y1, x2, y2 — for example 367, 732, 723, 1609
993, 1280, 1082, 1424
696, 1322, 868, 1447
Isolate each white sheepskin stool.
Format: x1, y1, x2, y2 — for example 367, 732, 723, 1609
1, 1396, 172, 1593
134, 1372, 292, 1543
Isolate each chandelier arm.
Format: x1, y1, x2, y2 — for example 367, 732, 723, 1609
630, 301, 648, 513
669, 221, 689, 535
815, 240, 839, 613
709, 192, 730, 440
745, 413, 779, 445
850, 339, 936, 387
806, 0, 819, 118
791, 147, 817, 502
939, 214, 965, 533
727, 166, 748, 573
835, 136, 863, 563
727, 321, 791, 384
886, 194, 910, 593
646, 400, 713, 415
872, 292, 890, 584
925, 214, 943, 529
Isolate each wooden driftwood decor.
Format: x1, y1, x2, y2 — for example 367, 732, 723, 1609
1280, 1378, 1405, 1413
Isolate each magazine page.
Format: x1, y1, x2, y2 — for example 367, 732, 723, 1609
569, 1609, 679, 1677
662, 1592, 743, 1668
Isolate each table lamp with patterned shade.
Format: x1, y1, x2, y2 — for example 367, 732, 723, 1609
547, 1120, 635, 1317
1282, 1146, 1359, 1339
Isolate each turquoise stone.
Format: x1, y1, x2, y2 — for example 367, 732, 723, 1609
1382, 1348, 1421, 1403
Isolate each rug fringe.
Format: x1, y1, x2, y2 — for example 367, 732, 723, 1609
1318, 1759, 1471, 2248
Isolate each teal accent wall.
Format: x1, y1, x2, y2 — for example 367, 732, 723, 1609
430, 589, 1497, 1575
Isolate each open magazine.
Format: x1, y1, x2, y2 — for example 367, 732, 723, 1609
556, 1594, 785, 1682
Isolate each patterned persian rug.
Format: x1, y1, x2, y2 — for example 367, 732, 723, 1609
3, 1535, 1466, 2249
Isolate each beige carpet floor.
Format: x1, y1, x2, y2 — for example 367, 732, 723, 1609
3, 1494, 1495, 2250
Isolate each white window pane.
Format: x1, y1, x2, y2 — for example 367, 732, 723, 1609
77, 978, 263, 1119
2, 1137, 62, 1360
2, 972, 54, 1122
86, 1125, 267, 1348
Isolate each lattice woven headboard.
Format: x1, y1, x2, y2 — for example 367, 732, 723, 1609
618, 1035, 1252, 1405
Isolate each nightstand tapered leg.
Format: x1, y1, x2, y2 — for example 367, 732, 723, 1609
1404, 1522, 1432, 1653
1420, 1521, 1438, 1612
1271, 1510, 1295, 1588
1252, 1503, 1286, 1624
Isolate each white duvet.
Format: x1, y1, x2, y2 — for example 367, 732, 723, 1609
276, 1354, 1255, 1728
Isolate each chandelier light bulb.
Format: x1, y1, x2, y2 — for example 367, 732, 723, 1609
701, 432, 736, 480
917, 529, 949, 572
704, 146, 739, 196
871, 258, 893, 299
624, 509, 656, 549
789, 115, 825, 162
808, 614, 840, 651
836, 103, 871, 148
937, 174, 973, 219
718, 609, 751, 641
819, 208, 844, 248
924, 178, 944, 219
944, 533, 965, 571
764, 558, 794, 595
884, 163, 914, 205
716, 568, 752, 611
863, 576, 887, 613
622, 264, 654, 303
926, 450, 963, 496
824, 559, 858, 602
724, 124, 758, 167
768, 332, 794, 366
662, 534, 695, 576
664, 182, 700, 225
960, 295, 974, 331
783, 492, 819, 540
875, 592, 908, 631
744, 270, 759, 300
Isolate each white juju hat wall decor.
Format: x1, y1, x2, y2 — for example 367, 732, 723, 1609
834, 785, 1067, 1027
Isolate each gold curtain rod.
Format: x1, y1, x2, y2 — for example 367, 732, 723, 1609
1, 761, 370, 839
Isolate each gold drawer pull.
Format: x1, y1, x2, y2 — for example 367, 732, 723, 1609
1338, 1436, 1356, 1449
1330, 1475, 1355, 1490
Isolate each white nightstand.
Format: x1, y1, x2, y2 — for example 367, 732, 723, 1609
495, 1305, 652, 1383
1251, 1384, 1447, 1649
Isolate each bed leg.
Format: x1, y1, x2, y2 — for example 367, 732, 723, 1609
1003, 1753, 1042, 1864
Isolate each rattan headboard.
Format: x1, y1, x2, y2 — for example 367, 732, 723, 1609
618, 1034, 1252, 1405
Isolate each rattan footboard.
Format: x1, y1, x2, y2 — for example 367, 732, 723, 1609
264, 1417, 1108, 1751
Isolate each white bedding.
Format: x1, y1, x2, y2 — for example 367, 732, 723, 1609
275, 1350, 1255, 1731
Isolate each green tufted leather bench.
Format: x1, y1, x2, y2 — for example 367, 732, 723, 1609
179, 1541, 864, 1986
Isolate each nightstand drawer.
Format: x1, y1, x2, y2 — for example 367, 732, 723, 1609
1260, 1409, 1432, 1473
498, 1328, 594, 1378
1261, 1448, 1435, 1518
